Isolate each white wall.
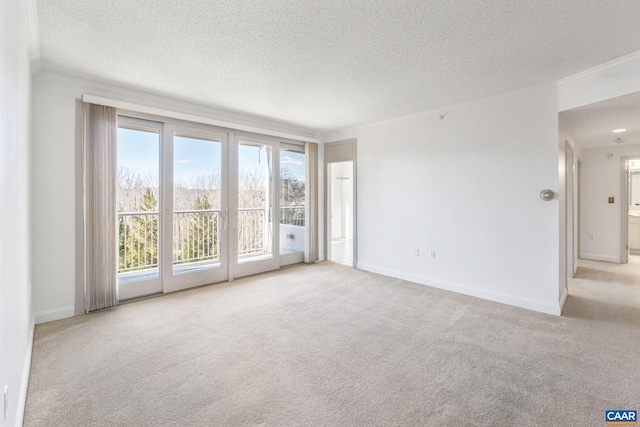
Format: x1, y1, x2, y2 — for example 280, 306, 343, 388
579, 144, 640, 262
324, 85, 563, 315
31, 71, 319, 323
1, 0, 33, 425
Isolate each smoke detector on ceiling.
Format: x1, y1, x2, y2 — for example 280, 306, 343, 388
614, 137, 625, 144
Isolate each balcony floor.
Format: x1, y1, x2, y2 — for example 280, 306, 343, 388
330, 238, 353, 266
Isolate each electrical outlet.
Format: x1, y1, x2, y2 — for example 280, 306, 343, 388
414, 248, 419, 256
4, 385, 8, 421
430, 250, 436, 259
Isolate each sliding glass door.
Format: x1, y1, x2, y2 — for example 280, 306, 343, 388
117, 117, 163, 300
163, 124, 229, 292
116, 116, 308, 298
232, 137, 279, 278
279, 143, 306, 266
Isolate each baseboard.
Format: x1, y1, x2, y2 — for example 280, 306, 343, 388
16, 316, 35, 427
559, 286, 569, 315
357, 263, 562, 316
34, 305, 75, 324
579, 253, 621, 263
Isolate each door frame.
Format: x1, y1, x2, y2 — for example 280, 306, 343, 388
566, 143, 575, 278
324, 139, 357, 268
621, 156, 640, 264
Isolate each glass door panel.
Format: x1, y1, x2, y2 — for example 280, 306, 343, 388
237, 141, 274, 263
279, 146, 306, 265
116, 117, 163, 300
115, 118, 309, 295
173, 135, 223, 274
233, 138, 279, 277
163, 125, 229, 292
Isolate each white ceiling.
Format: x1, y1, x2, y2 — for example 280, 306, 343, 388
35, 0, 640, 132
561, 91, 640, 150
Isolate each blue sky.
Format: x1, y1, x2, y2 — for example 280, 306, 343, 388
118, 128, 305, 187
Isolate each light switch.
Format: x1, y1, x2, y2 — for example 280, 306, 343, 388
608, 197, 614, 204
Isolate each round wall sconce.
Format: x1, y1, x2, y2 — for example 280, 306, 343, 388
540, 189, 555, 201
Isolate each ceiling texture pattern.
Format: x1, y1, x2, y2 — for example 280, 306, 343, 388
36, 0, 640, 131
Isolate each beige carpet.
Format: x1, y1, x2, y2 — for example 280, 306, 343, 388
24, 260, 640, 426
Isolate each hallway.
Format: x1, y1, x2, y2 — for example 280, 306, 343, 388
565, 256, 640, 320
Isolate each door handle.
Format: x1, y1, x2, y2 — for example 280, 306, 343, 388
223, 213, 228, 230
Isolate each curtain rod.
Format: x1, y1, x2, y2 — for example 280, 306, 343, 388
82, 94, 321, 144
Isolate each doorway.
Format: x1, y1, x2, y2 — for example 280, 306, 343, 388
623, 157, 640, 264
116, 115, 309, 299
325, 139, 357, 267
566, 143, 576, 278
328, 161, 354, 266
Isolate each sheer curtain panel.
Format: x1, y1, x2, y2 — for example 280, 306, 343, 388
83, 103, 119, 311
305, 142, 319, 263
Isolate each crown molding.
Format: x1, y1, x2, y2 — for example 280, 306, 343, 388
20, 0, 41, 73
556, 50, 640, 88
322, 82, 556, 140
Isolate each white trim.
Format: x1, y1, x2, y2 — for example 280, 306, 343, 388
34, 305, 75, 324
556, 50, 640, 112
357, 263, 562, 316
16, 317, 35, 427
559, 286, 569, 315
20, 0, 40, 72
556, 50, 640, 87
82, 94, 322, 144
579, 254, 621, 263
321, 82, 555, 139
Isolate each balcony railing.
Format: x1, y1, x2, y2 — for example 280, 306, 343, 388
173, 209, 221, 266
238, 208, 268, 256
118, 205, 305, 275
119, 211, 159, 274
280, 205, 305, 227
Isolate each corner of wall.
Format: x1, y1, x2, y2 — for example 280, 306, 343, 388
34, 306, 76, 325
16, 316, 35, 427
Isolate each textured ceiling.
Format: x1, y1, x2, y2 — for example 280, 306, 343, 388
36, 0, 640, 132
561, 92, 640, 150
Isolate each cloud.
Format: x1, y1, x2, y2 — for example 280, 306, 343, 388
176, 159, 196, 164
280, 155, 304, 166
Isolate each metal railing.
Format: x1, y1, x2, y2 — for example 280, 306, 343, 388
238, 208, 269, 256
173, 209, 221, 266
119, 211, 159, 273
280, 205, 305, 227
118, 205, 301, 274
